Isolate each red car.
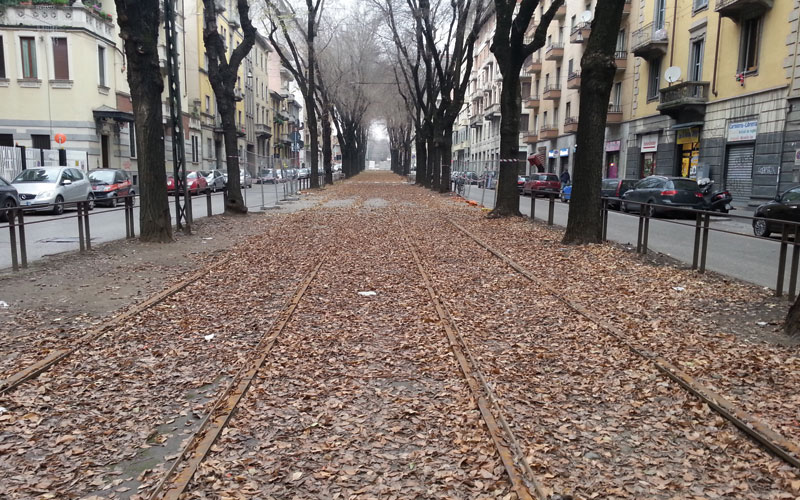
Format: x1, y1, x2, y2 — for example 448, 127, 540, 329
522, 173, 561, 197
167, 171, 209, 195
517, 175, 529, 193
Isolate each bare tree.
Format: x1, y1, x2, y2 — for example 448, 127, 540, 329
114, 0, 173, 242
489, 0, 563, 217
563, 0, 626, 243
263, 0, 325, 188
202, 0, 257, 214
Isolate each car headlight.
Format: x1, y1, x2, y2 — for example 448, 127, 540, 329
37, 191, 55, 199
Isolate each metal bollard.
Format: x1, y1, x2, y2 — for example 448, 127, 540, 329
8, 207, 18, 271
636, 213, 644, 254
530, 192, 536, 222
128, 196, 136, 238
83, 201, 91, 251
206, 189, 213, 217
77, 202, 86, 253
601, 198, 609, 242
777, 224, 790, 297
692, 212, 702, 270
17, 209, 27, 269
124, 196, 132, 239
789, 225, 800, 301
274, 179, 280, 207
642, 209, 650, 255
547, 193, 555, 226
700, 213, 711, 273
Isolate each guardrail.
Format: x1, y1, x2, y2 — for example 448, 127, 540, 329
2, 172, 334, 272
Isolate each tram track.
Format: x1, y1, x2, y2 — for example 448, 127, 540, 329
449, 218, 800, 471
0, 257, 231, 396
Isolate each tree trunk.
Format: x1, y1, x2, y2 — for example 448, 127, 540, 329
786, 296, 800, 336
438, 125, 453, 193
218, 96, 246, 213
562, 0, 625, 244
306, 5, 320, 188
114, 0, 173, 242
390, 149, 399, 173
415, 136, 427, 186
321, 109, 333, 185
491, 70, 522, 217
425, 136, 436, 189
402, 142, 412, 176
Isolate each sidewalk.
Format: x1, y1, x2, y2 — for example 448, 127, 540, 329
1, 172, 798, 499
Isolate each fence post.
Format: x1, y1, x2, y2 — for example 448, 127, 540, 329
789, 225, 800, 301
642, 209, 650, 255
83, 201, 91, 251
77, 202, 86, 253
547, 193, 555, 226
700, 213, 711, 273
692, 212, 702, 270
636, 213, 644, 254
207, 189, 213, 217
530, 192, 536, 222
777, 224, 790, 297
8, 207, 19, 271
16, 209, 27, 269
124, 196, 132, 239
129, 196, 136, 238
601, 198, 608, 242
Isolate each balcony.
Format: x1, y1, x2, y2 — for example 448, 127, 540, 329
567, 72, 581, 90
715, 0, 772, 20
657, 81, 710, 123
631, 23, 669, 59
564, 117, 579, 134
545, 43, 565, 61
607, 104, 623, 124
615, 51, 628, 71
520, 71, 534, 82
553, 3, 566, 20
570, 23, 591, 44
524, 55, 542, 73
255, 122, 272, 137
543, 84, 562, 100
539, 124, 558, 140
470, 114, 483, 128
4, 3, 115, 39
524, 95, 540, 109
484, 103, 501, 120
523, 131, 539, 144
622, 0, 631, 17
281, 133, 292, 144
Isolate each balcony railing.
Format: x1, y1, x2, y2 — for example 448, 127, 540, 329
543, 84, 562, 100
470, 114, 483, 128
615, 51, 628, 71
545, 43, 565, 61
715, 0, 773, 20
657, 81, 710, 121
570, 22, 591, 44
622, 0, 631, 17
524, 55, 543, 73
524, 96, 540, 109
4, 3, 115, 40
523, 131, 539, 144
631, 22, 669, 59
539, 124, 558, 139
607, 103, 623, 123
484, 103, 501, 120
564, 117, 579, 133
255, 123, 272, 137
567, 72, 581, 90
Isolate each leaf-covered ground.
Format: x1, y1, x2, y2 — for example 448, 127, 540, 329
1, 172, 799, 499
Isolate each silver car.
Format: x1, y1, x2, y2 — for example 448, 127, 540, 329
12, 167, 94, 215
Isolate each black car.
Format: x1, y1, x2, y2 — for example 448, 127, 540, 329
89, 169, 135, 207
601, 178, 638, 209
753, 186, 800, 238
0, 175, 19, 222
621, 176, 704, 217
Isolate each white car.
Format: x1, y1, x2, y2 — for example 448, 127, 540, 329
12, 167, 94, 215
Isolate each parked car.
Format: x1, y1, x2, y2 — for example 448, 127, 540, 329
240, 169, 253, 188
621, 176, 704, 217
463, 171, 479, 185
478, 171, 498, 189
88, 169, 135, 207
202, 169, 227, 191
601, 178, 638, 209
517, 175, 529, 193
12, 167, 94, 215
753, 186, 800, 237
0, 176, 19, 222
522, 173, 561, 197
257, 169, 278, 184
167, 171, 209, 195
297, 168, 310, 179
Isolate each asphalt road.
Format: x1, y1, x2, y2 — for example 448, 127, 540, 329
461, 184, 795, 293
0, 182, 293, 270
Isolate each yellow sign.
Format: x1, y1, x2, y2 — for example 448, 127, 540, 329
676, 127, 700, 145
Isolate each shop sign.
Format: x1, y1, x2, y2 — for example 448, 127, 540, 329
548, 149, 558, 158
559, 148, 570, 157
676, 127, 700, 145
605, 140, 621, 152
641, 134, 659, 153
728, 120, 758, 142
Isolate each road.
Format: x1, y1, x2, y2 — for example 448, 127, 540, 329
0, 182, 293, 270
461, 184, 795, 293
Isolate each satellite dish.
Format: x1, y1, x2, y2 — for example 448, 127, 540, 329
579, 10, 593, 23
664, 66, 682, 83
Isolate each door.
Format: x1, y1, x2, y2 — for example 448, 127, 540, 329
101, 135, 110, 169
724, 144, 754, 201
70, 169, 87, 201
60, 169, 78, 202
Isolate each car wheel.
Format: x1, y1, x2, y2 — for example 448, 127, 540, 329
645, 201, 657, 218
87, 193, 95, 211
53, 195, 64, 215
0, 197, 15, 222
753, 218, 771, 238
109, 195, 118, 208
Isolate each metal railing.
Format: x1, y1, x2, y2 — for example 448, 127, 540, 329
631, 22, 669, 53
659, 81, 710, 107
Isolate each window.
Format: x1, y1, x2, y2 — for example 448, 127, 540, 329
693, 0, 708, 11
567, 58, 574, 75
191, 135, 199, 163
205, 95, 211, 113
207, 138, 213, 159
20, 36, 37, 79
654, 0, 666, 30
612, 82, 622, 107
520, 114, 529, 132
739, 16, 761, 74
565, 102, 571, 120
0, 134, 12, 146
129, 124, 136, 158
689, 37, 704, 81
98, 45, 106, 86
647, 57, 662, 100
0, 37, 6, 79
31, 134, 50, 149
52, 37, 69, 80
616, 29, 626, 52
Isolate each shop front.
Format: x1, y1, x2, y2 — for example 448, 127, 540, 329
640, 133, 659, 177
723, 119, 757, 201
675, 126, 701, 178
605, 139, 621, 178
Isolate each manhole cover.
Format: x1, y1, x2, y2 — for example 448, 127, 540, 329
39, 237, 94, 243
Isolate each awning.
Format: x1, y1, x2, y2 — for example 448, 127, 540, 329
93, 106, 134, 123
527, 154, 543, 166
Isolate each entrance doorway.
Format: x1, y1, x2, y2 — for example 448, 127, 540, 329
606, 152, 619, 178
724, 143, 754, 201
101, 135, 109, 169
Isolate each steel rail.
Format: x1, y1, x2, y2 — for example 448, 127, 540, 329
399, 225, 543, 500
0, 257, 231, 396
450, 219, 800, 470
149, 259, 323, 500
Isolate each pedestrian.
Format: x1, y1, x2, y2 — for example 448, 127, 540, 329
560, 169, 571, 186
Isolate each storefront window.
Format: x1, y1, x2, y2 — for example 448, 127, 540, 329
642, 153, 656, 177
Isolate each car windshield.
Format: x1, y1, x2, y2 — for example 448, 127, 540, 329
14, 168, 60, 183
187, 172, 198, 179
89, 170, 116, 184
199, 171, 211, 177
669, 179, 699, 191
